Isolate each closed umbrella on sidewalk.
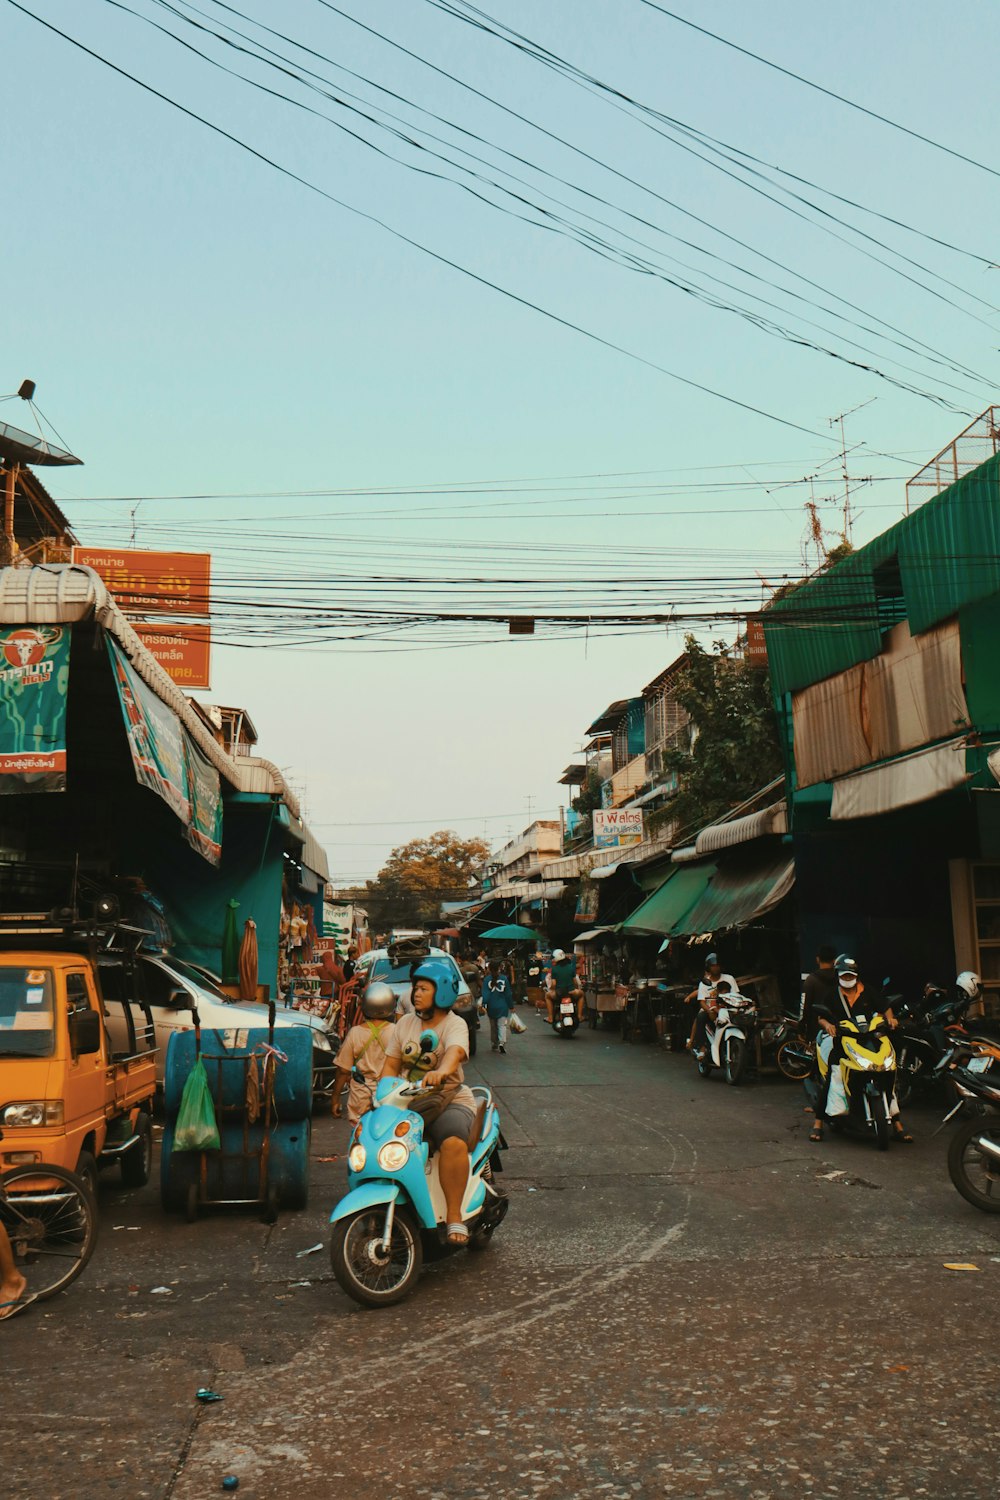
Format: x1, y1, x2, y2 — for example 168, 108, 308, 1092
222, 898, 240, 986
238, 917, 258, 1002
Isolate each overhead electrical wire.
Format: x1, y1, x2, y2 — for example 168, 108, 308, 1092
95, 0, 984, 410
300, 0, 996, 397
7, 0, 838, 443
427, 0, 1000, 323
638, 0, 1000, 185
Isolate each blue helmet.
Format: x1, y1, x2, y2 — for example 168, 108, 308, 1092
410, 957, 460, 1011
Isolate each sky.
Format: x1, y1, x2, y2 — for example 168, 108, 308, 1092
4, 0, 1000, 882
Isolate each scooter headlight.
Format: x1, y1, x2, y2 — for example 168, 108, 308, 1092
348, 1144, 367, 1172
377, 1141, 409, 1172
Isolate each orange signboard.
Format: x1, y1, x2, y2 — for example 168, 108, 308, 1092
72, 547, 211, 689
132, 622, 211, 690
72, 547, 210, 616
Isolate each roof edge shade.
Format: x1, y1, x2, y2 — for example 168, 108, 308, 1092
695, 802, 787, 856
559, 764, 588, 785
586, 699, 631, 736
830, 736, 970, 820
619, 861, 717, 936
674, 851, 794, 936
0, 563, 308, 821
488, 879, 567, 901
574, 927, 612, 943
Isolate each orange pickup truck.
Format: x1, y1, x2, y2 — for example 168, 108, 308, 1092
0, 949, 157, 1194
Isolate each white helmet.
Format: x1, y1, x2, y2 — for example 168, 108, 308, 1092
956, 970, 981, 1001
552, 949, 566, 961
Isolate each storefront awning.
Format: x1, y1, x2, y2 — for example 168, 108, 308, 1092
491, 879, 566, 901
674, 851, 794, 935
830, 736, 969, 820
618, 861, 717, 936
574, 927, 612, 943
694, 802, 787, 855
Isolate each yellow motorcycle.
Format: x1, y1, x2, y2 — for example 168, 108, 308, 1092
806, 1011, 897, 1150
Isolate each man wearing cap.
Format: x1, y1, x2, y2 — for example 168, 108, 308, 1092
685, 953, 737, 1054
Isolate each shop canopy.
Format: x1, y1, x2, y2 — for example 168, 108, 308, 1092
671, 850, 794, 935
618, 861, 716, 937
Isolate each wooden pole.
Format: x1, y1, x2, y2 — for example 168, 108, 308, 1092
3, 462, 17, 565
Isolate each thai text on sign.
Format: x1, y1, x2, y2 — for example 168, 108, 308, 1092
72, 547, 211, 689
593, 808, 644, 849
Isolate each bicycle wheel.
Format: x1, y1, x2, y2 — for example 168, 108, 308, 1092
1, 1164, 98, 1302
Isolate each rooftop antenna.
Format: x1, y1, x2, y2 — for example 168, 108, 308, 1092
0, 380, 82, 567
828, 397, 875, 543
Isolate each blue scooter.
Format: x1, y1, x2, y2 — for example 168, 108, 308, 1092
329, 1077, 508, 1306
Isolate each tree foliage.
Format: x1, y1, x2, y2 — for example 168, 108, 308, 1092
363, 830, 491, 931
650, 636, 784, 838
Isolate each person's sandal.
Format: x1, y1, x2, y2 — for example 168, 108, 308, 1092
446, 1222, 469, 1245
809, 1123, 824, 1142
893, 1123, 914, 1143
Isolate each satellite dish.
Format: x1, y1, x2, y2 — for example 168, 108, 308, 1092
0, 417, 82, 468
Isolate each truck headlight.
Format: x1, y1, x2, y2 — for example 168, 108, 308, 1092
377, 1142, 409, 1172
348, 1144, 366, 1172
311, 1033, 333, 1054
1, 1101, 64, 1127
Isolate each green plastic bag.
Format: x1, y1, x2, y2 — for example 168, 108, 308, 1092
174, 1057, 221, 1152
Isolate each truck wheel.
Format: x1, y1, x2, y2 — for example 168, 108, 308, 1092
120, 1113, 153, 1188
75, 1151, 99, 1200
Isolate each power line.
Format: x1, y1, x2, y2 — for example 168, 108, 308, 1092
8, 0, 834, 443
639, 1, 1000, 185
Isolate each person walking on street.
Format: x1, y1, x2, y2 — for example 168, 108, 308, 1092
480, 959, 514, 1052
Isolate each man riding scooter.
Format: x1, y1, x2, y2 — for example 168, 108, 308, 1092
383, 957, 478, 1245
810, 955, 912, 1144
546, 949, 584, 1026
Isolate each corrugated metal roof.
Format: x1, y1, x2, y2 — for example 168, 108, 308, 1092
586, 698, 632, 735
764, 453, 1000, 696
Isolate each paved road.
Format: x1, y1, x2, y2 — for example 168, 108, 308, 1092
3, 1017, 998, 1499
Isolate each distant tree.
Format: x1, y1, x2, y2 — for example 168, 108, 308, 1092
649, 636, 783, 838
363, 830, 491, 931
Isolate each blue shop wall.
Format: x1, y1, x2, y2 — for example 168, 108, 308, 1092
121, 795, 287, 995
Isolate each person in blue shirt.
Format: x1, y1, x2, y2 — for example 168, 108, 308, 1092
479, 959, 515, 1053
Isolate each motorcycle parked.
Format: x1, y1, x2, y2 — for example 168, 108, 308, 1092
894, 982, 988, 1106
943, 1058, 1000, 1213
329, 1078, 508, 1307
695, 989, 757, 1086
805, 1011, 897, 1150
757, 996, 813, 1082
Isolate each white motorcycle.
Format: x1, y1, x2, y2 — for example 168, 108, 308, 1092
695, 990, 757, 1086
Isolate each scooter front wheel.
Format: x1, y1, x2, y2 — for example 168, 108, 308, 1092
330, 1205, 423, 1307
724, 1036, 746, 1086
776, 1038, 813, 1082
948, 1117, 1000, 1213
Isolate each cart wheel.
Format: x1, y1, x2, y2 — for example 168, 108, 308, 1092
261, 1182, 280, 1225
185, 1182, 199, 1223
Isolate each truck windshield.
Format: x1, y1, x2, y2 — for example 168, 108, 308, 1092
0, 967, 55, 1057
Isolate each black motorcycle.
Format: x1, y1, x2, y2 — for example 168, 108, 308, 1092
894, 985, 992, 1106
943, 1057, 1000, 1213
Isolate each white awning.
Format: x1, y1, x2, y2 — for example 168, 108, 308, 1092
830, 737, 969, 820
488, 879, 567, 901
574, 927, 612, 944
695, 802, 787, 855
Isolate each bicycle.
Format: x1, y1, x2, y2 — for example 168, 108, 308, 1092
0, 1161, 98, 1317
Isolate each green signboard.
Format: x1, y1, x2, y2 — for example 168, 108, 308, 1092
0, 625, 71, 793
107, 638, 222, 865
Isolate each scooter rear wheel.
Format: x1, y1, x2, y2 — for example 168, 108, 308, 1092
873, 1107, 891, 1152
330, 1205, 422, 1307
